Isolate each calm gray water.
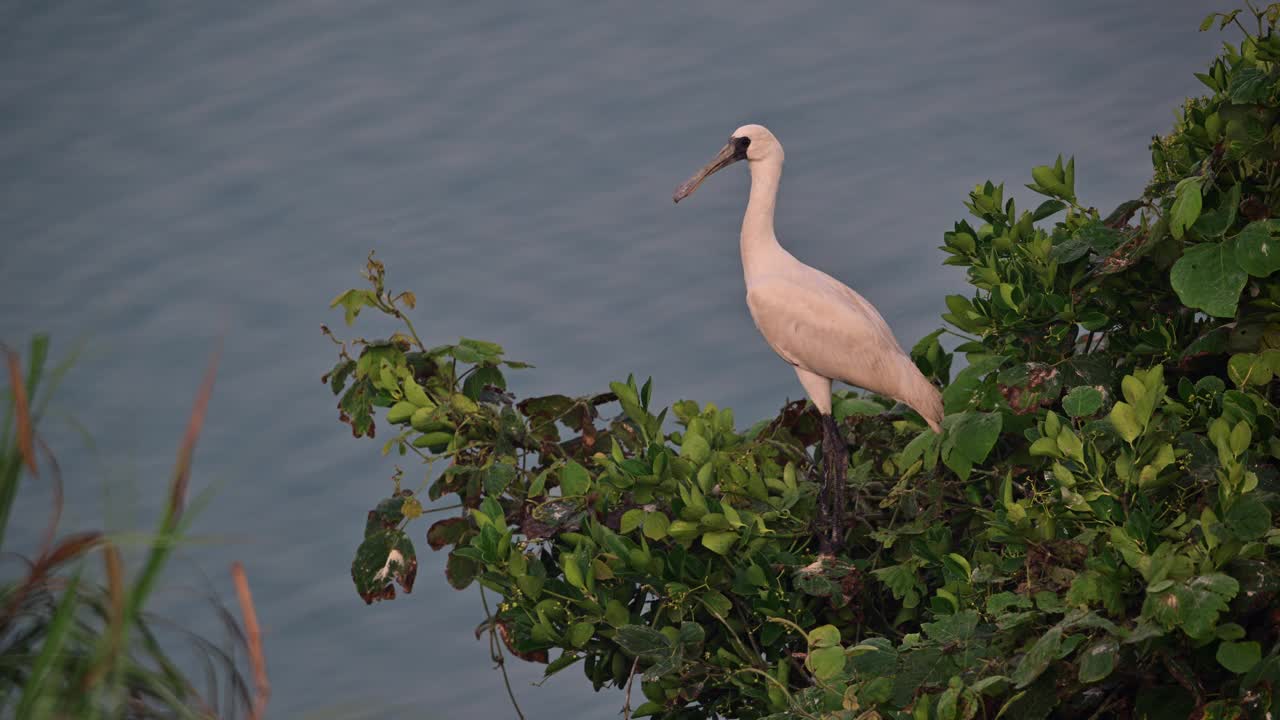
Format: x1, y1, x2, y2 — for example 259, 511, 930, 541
1, 2, 1221, 717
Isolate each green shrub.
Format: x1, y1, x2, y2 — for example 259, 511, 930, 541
327, 9, 1280, 719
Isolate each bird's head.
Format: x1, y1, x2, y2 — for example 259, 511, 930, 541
672, 124, 782, 203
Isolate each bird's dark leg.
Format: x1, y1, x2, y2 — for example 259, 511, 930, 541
818, 413, 849, 555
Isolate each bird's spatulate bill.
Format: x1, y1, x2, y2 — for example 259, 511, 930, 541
673, 143, 739, 203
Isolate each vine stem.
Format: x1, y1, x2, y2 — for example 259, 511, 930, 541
393, 304, 428, 353
728, 667, 820, 720
479, 585, 526, 720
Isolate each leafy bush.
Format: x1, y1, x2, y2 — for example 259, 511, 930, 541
0, 337, 267, 718
326, 9, 1280, 719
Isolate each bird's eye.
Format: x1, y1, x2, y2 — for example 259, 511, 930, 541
733, 136, 751, 156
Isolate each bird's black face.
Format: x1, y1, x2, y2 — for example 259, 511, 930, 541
672, 134, 751, 203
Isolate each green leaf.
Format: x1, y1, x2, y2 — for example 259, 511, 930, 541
633, 701, 664, 717
1012, 626, 1062, 689
1169, 177, 1204, 239
459, 337, 504, 356
1078, 637, 1118, 683
1225, 496, 1270, 541
1234, 221, 1280, 277
667, 519, 700, 542
544, 652, 583, 678
1062, 386, 1103, 417
1217, 640, 1261, 674
873, 562, 921, 604
1049, 234, 1091, 263
1193, 184, 1240, 238
1056, 428, 1084, 463
1075, 220, 1125, 255
1032, 199, 1067, 221
942, 355, 1007, 414
484, 461, 516, 496
559, 461, 591, 496
680, 432, 711, 464
1216, 623, 1246, 641
445, 549, 480, 589
1143, 574, 1239, 639
848, 639, 898, 677
1228, 353, 1273, 387
1229, 67, 1271, 104
330, 288, 379, 325
948, 411, 1002, 464
922, 610, 979, 644
606, 600, 631, 628
427, 517, 469, 550
642, 511, 670, 540
562, 548, 587, 590
450, 344, 483, 364
833, 396, 884, 421
701, 590, 733, 617
987, 592, 1033, 614
808, 624, 841, 648
1170, 242, 1247, 318
609, 380, 650, 430
1030, 161, 1071, 199
462, 365, 507, 400
615, 625, 674, 658
806, 646, 846, 681
700, 530, 737, 555
1110, 402, 1145, 444
677, 622, 705, 654
351, 530, 417, 603
620, 509, 645, 534
567, 621, 595, 649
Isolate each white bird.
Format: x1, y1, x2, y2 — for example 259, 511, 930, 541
673, 124, 943, 553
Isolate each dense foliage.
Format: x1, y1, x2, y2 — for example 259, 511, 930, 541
327, 9, 1280, 719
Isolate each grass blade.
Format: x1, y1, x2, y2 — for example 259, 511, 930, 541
23, 335, 48, 413
232, 562, 269, 719
82, 542, 125, 692
128, 341, 220, 619
4, 346, 36, 477
16, 570, 81, 717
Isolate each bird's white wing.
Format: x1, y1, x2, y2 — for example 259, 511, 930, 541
745, 269, 942, 429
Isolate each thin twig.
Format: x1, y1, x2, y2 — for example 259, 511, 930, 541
1231, 11, 1253, 36
231, 562, 269, 720
622, 656, 640, 720
479, 585, 526, 720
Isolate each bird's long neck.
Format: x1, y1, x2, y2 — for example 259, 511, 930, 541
740, 157, 786, 280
